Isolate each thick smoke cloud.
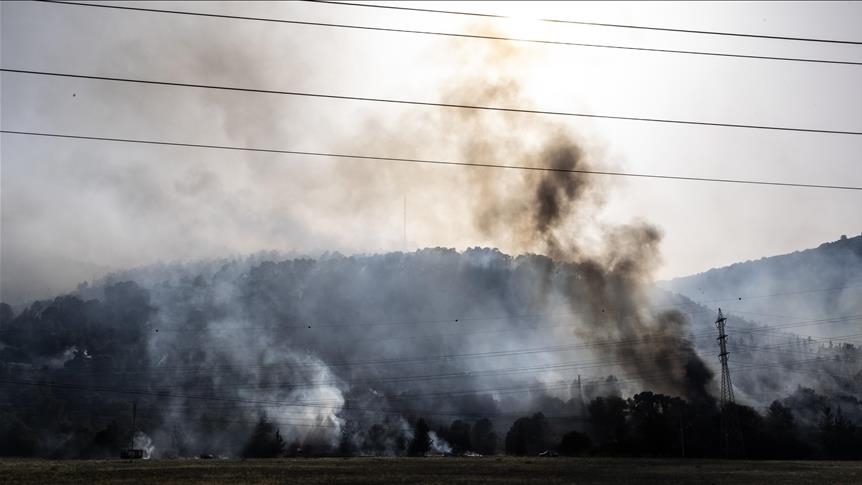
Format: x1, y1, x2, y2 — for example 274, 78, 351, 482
337, 30, 715, 403
1, 21, 723, 456
6, 16, 860, 460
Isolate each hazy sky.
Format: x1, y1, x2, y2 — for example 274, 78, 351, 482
2, 1, 861, 301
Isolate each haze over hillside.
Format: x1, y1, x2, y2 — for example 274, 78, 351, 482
660, 233, 862, 335
3, 245, 860, 459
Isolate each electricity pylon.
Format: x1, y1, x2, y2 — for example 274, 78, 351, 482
715, 308, 743, 457
716, 308, 735, 407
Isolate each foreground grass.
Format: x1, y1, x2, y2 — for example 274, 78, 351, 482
1, 457, 860, 485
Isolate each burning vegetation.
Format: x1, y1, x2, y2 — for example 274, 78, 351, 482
1, 251, 860, 459
1, 21, 860, 462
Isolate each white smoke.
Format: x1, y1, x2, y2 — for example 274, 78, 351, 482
133, 431, 155, 459
427, 431, 452, 455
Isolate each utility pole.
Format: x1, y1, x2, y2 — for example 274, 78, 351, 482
121, 401, 143, 459
130, 401, 137, 450
716, 308, 743, 457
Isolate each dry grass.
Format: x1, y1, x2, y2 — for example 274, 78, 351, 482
1, 457, 860, 485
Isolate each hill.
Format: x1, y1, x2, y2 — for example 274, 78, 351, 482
660, 233, 862, 330
2, 247, 859, 459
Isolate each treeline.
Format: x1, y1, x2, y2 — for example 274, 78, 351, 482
1, 253, 861, 460
235, 389, 862, 460
2, 369, 860, 459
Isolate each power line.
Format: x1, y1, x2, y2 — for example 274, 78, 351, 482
3, 130, 861, 191
38, 1, 862, 67
5, 325, 857, 399
105, 315, 862, 375
4, 68, 862, 137
3, 350, 855, 417
118, 331, 862, 390
87, 344, 861, 392
308, 1, 862, 46
17, 319, 861, 391
8, 350, 855, 430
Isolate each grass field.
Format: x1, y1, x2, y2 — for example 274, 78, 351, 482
1, 457, 860, 485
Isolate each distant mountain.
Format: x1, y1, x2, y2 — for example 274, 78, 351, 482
655, 234, 862, 406
660, 233, 862, 329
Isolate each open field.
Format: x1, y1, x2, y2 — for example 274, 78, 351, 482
1, 457, 860, 485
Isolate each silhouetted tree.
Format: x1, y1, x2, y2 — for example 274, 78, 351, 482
447, 420, 472, 454
407, 418, 430, 456
627, 392, 680, 455
242, 418, 285, 458
819, 407, 861, 459
588, 396, 627, 449
764, 400, 805, 458
90, 421, 128, 458
505, 413, 551, 455
731, 402, 765, 458
471, 418, 497, 455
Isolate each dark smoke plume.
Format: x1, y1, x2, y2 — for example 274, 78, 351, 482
0, 22, 730, 459
340, 28, 716, 403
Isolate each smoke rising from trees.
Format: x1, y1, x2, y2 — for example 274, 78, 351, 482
2, 19, 860, 460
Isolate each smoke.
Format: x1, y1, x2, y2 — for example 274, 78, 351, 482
0, 19, 732, 458
133, 431, 154, 459
117, 24, 715, 455
331, 27, 714, 403
427, 431, 452, 455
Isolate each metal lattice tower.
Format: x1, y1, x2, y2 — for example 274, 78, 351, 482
715, 308, 743, 457
715, 308, 735, 407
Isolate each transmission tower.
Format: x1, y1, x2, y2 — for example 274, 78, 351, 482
716, 308, 735, 407
715, 308, 743, 457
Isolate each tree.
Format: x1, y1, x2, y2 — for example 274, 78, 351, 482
364, 424, 388, 456
587, 396, 627, 448
407, 418, 430, 456
242, 418, 285, 458
447, 420, 472, 454
764, 401, 804, 459
819, 407, 861, 459
729, 402, 764, 459
471, 418, 497, 455
627, 392, 675, 455
505, 413, 551, 455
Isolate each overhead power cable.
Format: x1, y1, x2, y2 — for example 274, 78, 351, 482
101, 324, 862, 376
4, 69, 861, 137
90, 314, 862, 376
308, 1, 862, 46
86, 332, 862, 391
15, 320, 860, 392
38, 1, 862, 67
3, 130, 861, 191
2, 352, 854, 418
